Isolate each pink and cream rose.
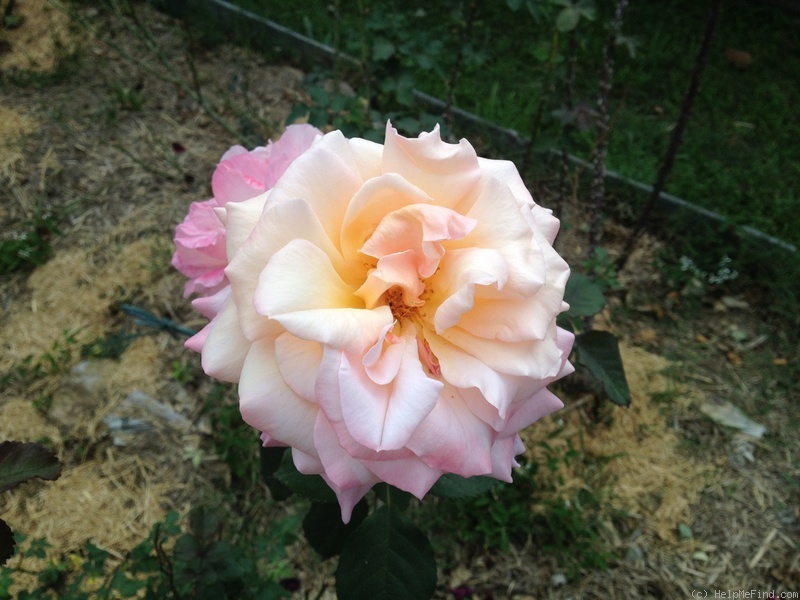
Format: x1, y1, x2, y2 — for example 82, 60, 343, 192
172, 124, 322, 297
187, 122, 574, 521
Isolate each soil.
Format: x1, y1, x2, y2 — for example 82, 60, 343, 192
1, 3, 798, 599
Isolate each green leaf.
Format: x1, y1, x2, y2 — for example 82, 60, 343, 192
575, 331, 631, 406
506, 0, 523, 11
2, 15, 23, 30
555, 7, 581, 32
26, 537, 50, 559
0, 519, 14, 566
576, 0, 596, 20
336, 506, 436, 600
260, 446, 293, 501
110, 572, 147, 596
303, 500, 368, 558
188, 506, 221, 542
564, 273, 606, 318
83, 541, 109, 576
172, 534, 200, 565
526, 1, 549, 21
394, 74, 416, 107
0, 567, 13, 598
275, 452, 337, 503
429, 474, 500, 498
415, 54, 435, 70
308, 85, 330, 107
372, 37, 396, 61
0, 442, 61, 493
373, 483, 413, 511
285, 104, 310, 127
532, 41, 553, 63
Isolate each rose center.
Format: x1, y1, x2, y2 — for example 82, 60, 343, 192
385, 286, 418, 322
383, 286, 441, 378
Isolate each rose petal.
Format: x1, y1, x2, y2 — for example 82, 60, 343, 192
316, 346, 422, 461
256, 239, 360, 313
362, 322, 405, 385
488, 435, 525, 482
501, 388, 564, 438
430, 247, 509, 334
362, 455, 443, 499
255, 239, 392, 353
337, 331, 442, 451
340, 173, 432, 265
424, 330, 522, 420
457, 175, 549, 296
360, 204, 477, 278
355, 250, 425, 309
275, 332, 324, 403
313, 412, 380, 498
290, 447, 373, 524
197, 296, 250, 382
267, 131, 370, 251
263, 124, 323, 188
172, 199, 228, 296
260, 432, 287, 447
239, 338, 319, 455
191, 285, 231, 320
406, 383, 495, 477
211, 150, 270, 205
382, 122, 482, 206
221, 193, 269, 261
174, 199, 224, 247
227, 197, 350, 342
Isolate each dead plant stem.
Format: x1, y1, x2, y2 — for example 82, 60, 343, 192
521, 30, 560, 175
588, 0, 628, 260
557, 28, 579, 219
64, 0, 252, 146
615, 0, 723, 271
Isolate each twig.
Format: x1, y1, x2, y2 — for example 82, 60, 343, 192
556, 28, 579, 219
521, 30, 560, 175
112, 143, 181, 181
61, 0, 252, 146
615, 0, 723, 271
119, 0, 251, 145
558, 394, 596, 415
748, 527, 777, 568
181, 18, 204, 108
154, 523, 181, 600
588, 0, 628, 259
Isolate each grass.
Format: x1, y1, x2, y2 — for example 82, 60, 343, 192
219, 0, 799, 248
415, 437, 617, 581
0, 197, 72, 276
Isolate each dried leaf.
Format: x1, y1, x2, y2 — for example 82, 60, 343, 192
700, 401, 766, 439
724, 48, 752, 69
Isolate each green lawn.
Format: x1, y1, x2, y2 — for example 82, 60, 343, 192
226, 0, 799, 248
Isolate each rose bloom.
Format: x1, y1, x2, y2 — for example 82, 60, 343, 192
187, 122, 574, 521
172, 124, 322, 297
